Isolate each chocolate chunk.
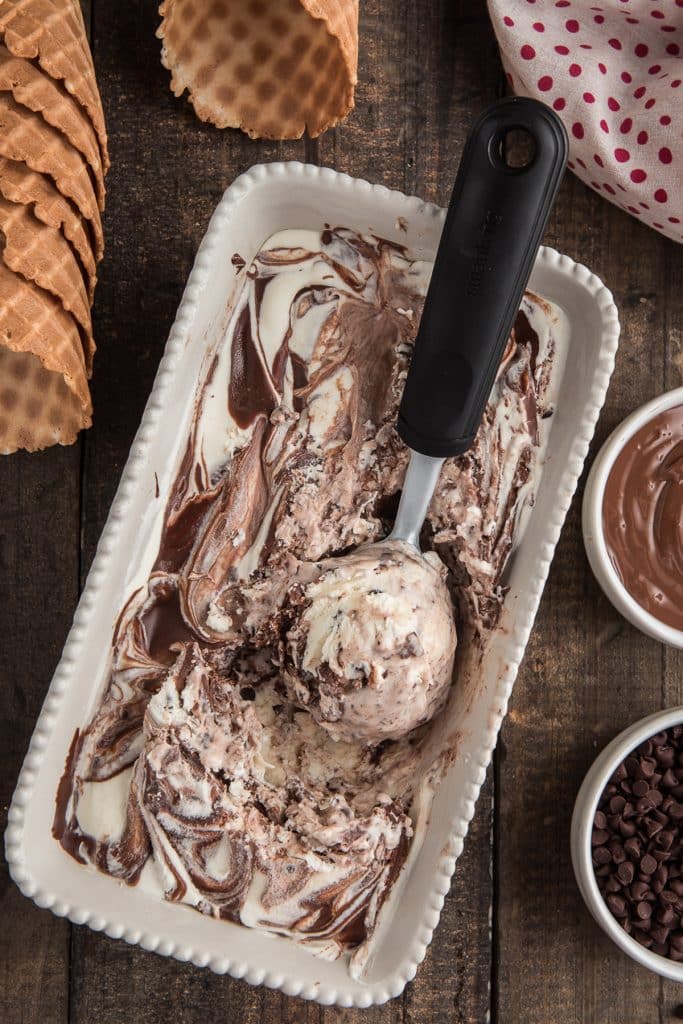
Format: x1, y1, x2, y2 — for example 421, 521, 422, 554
592, 828, 610, 846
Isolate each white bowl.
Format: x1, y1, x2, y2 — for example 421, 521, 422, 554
582, 386, 683, 649
571, 707, 683, 982
5, 162, 620, 1006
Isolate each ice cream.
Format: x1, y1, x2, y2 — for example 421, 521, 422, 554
53, 226, 566, 971
281, 541, 456, 744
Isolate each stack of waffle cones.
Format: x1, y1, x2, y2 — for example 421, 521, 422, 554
157, 0, 359, 139
0, 0, 108, 454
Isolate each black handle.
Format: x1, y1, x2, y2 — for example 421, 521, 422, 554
397, 97, 568, 458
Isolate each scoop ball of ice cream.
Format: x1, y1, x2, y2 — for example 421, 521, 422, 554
281, 541, 457, 745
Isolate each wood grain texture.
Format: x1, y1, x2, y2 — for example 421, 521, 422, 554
0, 447, 78, 1024
495, 176, 683, 1024
3, 0, 682, 1022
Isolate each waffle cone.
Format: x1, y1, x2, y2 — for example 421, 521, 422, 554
0, 346, 90, 452
0, 0, 109, 172
0, 44, 105, 207
0, 158, 97, 301
0, 194, 94, 371
157, 0, 359, 139
0, 95, 103, 258
0, 260, 91, 452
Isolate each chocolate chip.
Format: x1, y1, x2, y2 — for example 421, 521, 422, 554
609, 840, 626, 864
644, 817, 665, 839
657, 905, 676, 927
641, 854, 658, 875
607, 894, 628, 918
594, 726, 683, 961
637, 901, 653, 920
594, 810, 607, 830
624, 837, 642, 860
631, 880, 650, 901
651, 924, 670, 945
617, 861, 635, 886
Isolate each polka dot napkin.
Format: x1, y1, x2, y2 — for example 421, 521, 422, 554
488, 0, 682, 243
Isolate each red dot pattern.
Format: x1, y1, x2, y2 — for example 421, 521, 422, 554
492, 0, 683, 241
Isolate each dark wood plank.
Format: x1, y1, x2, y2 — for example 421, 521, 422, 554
494, 169, 683, 1022
0, 447, 79, 1024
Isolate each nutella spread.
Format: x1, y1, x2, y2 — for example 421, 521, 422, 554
603, 405, 683, 632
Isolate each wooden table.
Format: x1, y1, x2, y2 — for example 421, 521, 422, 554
2, 3, 682, 1021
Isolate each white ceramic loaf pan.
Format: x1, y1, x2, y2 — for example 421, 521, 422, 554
6, 163, 620, 1007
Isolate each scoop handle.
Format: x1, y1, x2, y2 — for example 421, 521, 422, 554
397, 97, 567, 458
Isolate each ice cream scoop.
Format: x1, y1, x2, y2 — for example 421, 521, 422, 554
284, 98, 567, 745
282, 542, 457, 744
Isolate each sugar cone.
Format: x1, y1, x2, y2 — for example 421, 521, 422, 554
0, 346, 90, 453
0, 157, 97, 302
0, 194, 94, 371
0, 261, 91, 454
0, 43, 105, 208
0, 95, 103, 258
0, 0, 109, 172
157, 0, 359, 139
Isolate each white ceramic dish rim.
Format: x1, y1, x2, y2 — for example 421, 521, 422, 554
582, 386, 683, 649
571, 707, 683, 982
5, 162, 621, 1007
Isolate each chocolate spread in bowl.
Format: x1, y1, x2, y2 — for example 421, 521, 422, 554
602, 404, 683, 632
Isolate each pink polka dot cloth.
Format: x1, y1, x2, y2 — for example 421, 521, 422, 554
488, 0, 683, 243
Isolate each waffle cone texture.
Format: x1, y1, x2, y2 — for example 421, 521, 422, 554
0, 0, 108, 454
157, 0, 359, 139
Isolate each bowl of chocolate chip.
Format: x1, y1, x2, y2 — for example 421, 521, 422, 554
572, 708, 683, 980
582, 387, 683, 648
